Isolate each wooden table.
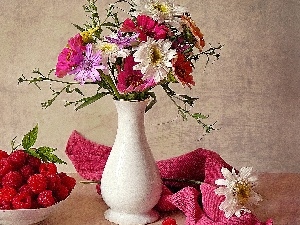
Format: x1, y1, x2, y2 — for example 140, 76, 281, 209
37, 173, 300, 225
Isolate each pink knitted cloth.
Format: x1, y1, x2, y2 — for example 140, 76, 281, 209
66, 131, 273, 225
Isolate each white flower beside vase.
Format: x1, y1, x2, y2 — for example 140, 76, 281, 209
100, 100, 162, 225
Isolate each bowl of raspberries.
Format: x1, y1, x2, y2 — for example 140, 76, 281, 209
0, 148, 76, 225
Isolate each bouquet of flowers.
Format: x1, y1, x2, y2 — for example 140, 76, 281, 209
19, 0, 222, 133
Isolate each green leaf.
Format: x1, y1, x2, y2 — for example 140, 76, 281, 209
24, 148, 40, 158
145, 92, 157, 113
179, 94, 199, 106
36, 146, 67, 164
22, 124, 38, 150
75, 92, 108, 110
102, 22, 118, 27
74, 88, 84, 96
192, 113, 209, 120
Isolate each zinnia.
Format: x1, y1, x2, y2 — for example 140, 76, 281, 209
117, 55, 155, 93
173, 53, 194, 88
121, 15, 168, 42
55, 34, 86, 77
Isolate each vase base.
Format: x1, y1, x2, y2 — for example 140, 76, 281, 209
104, 208, 159, 225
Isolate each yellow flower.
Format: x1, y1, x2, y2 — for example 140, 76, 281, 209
80, 27, 99, 43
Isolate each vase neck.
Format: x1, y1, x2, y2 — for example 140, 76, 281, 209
114, 100, 148, 127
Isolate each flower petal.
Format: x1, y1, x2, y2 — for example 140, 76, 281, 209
239, 167, 253, 179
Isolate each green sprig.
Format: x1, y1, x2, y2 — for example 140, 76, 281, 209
11, 124, 67, 164
161, 83, 217, 134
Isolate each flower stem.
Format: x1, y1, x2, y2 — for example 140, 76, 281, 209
101, 72, 121, 100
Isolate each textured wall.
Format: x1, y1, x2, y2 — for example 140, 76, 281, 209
1, 0, 299, 173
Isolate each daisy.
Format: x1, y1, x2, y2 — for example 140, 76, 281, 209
134, 0, 187, 26
71, 43, 106, 84
215, 167, 263, 218
95, 41, 130, 64
133, 37, 177, 82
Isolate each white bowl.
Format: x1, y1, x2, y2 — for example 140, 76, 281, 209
0, 200, 63, 225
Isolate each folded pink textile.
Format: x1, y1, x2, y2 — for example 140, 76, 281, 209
66, 130, 273, 225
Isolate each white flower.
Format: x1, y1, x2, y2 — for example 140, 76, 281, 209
215, 167, 263, 218
133, 37, 177, 82
94, 41, 130, 74
95, 41, 130, 63
133, 0, 186, 28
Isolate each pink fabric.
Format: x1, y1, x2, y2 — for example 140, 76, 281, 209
65, 130, 273, 225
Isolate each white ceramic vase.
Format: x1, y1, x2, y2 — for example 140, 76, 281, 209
100, 100, 162, 225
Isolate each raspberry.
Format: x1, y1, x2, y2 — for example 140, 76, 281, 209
0, 186, 17, 202
1, 171, 23, 189
18, 184, 33, 196
20, 164, 35, 181
27, 174, 47, 194
12, 192, 32, 209
0, 159, 13, 178
27, 156, 41, 171
58, 172, 76, 191
0, 200, 12, 210
37, 190, 56, 208
162, 217, 177, 225
39, 163, 57, 176
46, 174, 61, 191
0, 150, 9, 160
8, 150, 28, 170
53, 184, 69, 201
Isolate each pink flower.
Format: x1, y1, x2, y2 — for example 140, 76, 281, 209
121, 15, 168, 42
55, 34, 86, 78
71, 44, 106, 85
117, 55, 155, 93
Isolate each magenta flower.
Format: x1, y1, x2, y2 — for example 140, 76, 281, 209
121, 15, 169, 42
55, 34, 86, 78
71, 44, 106, 85
117, 55, 155, 93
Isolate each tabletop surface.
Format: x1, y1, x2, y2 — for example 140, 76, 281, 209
36, 173, 300, 225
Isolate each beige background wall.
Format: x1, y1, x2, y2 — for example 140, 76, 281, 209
1, 0, 299, 173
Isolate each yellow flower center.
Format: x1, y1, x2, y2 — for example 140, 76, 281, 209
98, 42, 118, 54
152, 2, 170, 15
233, 180, 252, 206
149, 45, 163, 66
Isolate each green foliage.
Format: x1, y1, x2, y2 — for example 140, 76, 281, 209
22, 124, 38, 150
11, 124, 67, 164
66, 92, 109, 110
27, 146, 66, 165
161, 83, 217, 134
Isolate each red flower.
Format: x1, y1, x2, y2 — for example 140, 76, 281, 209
55, 34, 86, 78
121, 15, 168, 42
117, 55, 155, 93
173, 53, 195, 88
